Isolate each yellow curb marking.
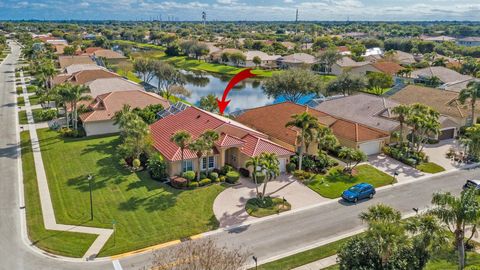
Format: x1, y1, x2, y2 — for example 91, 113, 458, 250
110, 234, 204, 260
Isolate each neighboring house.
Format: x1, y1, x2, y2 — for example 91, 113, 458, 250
64, 64, 105, 74
390, 50, 417, 65
150, 106, 294, 176
331, 57, 402, 77
91, 49, 127, 65
457, 37, 480, 47
85, 77, 144, 97
389, 85, 479, 138
331, 57, 370, 76
209, 48, 243, 63
421, 35, 457, 43
53, 69, 120, 86
313, 93, 401, 136
363, 47, 383, 63
408, 66, 475, 91
242, 50, 281, 69
58, 55, 95, 69
82, 47, 104, 55
80, 90, 170, 136
235, 102, 390, 156
277, 53, 317, 69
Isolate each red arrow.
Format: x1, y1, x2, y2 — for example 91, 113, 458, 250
216, 68, 257, 115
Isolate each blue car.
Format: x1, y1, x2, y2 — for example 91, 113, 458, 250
342, 183, 376, 203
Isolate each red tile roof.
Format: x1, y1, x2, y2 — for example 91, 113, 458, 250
241, 134, 293, 157
235, 102, 389, 146
83, 47, 103, 55
53, 69, 120, 86
150, 106, 293, 161
80, 90, 169, 123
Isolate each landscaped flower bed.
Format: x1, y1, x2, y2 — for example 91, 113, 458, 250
245, 197, 291, 217
170, 165, 240, 190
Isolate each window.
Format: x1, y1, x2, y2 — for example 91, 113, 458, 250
183, 160, 193, 172
201, 156, 216, 171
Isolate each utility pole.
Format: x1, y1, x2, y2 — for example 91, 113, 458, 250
295, 9, 299, 34
202, 11, 206, 28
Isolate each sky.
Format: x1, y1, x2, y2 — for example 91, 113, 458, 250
1, 0, 480, 21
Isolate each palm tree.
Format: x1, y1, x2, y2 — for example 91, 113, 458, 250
188, 137, 209, 182
69, 84, 91, 130
55, 84, 74, 129
260, 152, 279, 200
199, 130, 219, 173
285, 112, 319, 170
113, 104, 133, 130
245, 156, 263, 198
392, 105, 411, 146
315, 126, 338, 152
459, 81, 480, 126
170, 131, 192, 174
430, 188, 480, 270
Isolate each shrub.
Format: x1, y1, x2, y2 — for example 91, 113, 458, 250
27, 85, 36, 93
188, 181, 199, 188
171, 177, 188, 189
239, 167, 250, 177
219, 176, 226, 182
200, 172, 207, 179
132, 159, 141, 169
209, 172, 219, 181
293, 170, 305, 179
254, 172, 266, 184
286, 162, 296, 173
182, 171, 196, 182
58, 127, 80, 138
226, 171, 240, 184
16, 86, 22, 94
199, 178, 212, 186
34, 109, 56, 122
221, 164, 234, 175
147, 154, 168, 180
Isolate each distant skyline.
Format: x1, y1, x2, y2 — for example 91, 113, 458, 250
1, 0, 480, 21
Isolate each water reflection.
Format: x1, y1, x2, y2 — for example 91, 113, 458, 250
151, 70, 274, 113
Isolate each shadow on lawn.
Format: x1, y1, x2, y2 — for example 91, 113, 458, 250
324, 170, 357, 184
117, 189, 177, 212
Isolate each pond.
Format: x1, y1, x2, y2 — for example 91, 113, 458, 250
151, 70, 273, 113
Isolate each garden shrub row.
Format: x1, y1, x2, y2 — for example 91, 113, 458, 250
382, 145, 428, 167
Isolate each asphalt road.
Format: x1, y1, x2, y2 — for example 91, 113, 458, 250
0, 41, 478, 270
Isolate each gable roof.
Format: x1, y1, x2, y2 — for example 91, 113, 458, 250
58, 55, 95, 69
53, 69, 120, 86
235, 102, 389, 146
149, 106, 293, 161
371, 61, 403, 75
389, 85, 480, 120
392, 50, 416, 65
244, 50, 280, 61
64, 64, 105, 74
83, 47, 103, 55
313, 94, 401, 132
80, 90, 169, 123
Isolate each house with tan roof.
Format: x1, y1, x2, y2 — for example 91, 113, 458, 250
85, 78, 144, 97
150, 106, 294, 176
80, 90, 169, 136
389, 50, 417, 65
242, 50, 281, 69
331, 57, 402, 77
389, 85, 478, 138
331, 57, 370, 76
235, 102, 390, 156
278, 53, 317, 69
64, 64, 105, 74
408, 66, 475, 92
58, 55, 95, 69
91, 49, 127, 64
53, 69, 120, 86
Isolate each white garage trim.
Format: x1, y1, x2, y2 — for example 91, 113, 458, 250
358, 140, 383, 156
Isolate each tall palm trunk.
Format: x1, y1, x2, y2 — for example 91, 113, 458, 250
64, 105, 69, 128
298, 134, 304, 171
261, 174, 269, 200
471, 99, 476, 126
196, 155, 202, 181
456, 229, 465, 270
398, 121, 404, 146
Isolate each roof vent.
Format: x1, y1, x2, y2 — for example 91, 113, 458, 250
196, 115, 201, 119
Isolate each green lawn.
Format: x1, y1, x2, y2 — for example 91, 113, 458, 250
112, 40, 166, 51
417, 162, 446, 174
17, 96, 24, 106
245, 197, 291, 218
18, 110, 27, 124
36, 129, 225, 256
20, 131, 98, 257
426, 251, 480, 269
159, 55, 279, 77
254, 236, 354, 270
28, 94, 40, 106
307, 165, 395, 199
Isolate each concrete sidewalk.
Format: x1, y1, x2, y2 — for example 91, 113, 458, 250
18, 70, 113, 260
292, 255, 337, 270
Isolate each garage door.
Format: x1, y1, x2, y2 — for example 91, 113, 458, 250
359, 141, 381, 156
439, 128, 455, 140
278, 158, 287, 173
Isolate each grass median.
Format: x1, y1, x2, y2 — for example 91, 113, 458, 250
21, 131, 97, 257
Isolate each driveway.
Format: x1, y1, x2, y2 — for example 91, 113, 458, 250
213, 175, 327, 227
423, 139, 464, 171
368, 154, 426, 182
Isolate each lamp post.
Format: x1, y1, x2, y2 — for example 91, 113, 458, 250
88, 174, 94, 221
393, 171, 398, 184
252, 256, 258, 270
